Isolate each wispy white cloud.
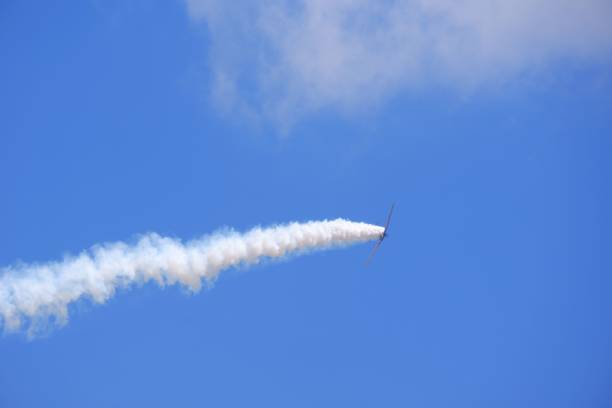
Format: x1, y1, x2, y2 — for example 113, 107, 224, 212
186, 0, 612, 128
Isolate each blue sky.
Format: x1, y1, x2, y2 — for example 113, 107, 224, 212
1, 1, 611, 407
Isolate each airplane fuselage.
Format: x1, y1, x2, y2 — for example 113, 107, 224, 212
365, 204, 394, 265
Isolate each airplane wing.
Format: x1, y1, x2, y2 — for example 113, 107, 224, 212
365, 238, 383, 266
384, 203, 395, 232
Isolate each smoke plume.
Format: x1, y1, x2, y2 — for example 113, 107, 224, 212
0, 219, 382, 335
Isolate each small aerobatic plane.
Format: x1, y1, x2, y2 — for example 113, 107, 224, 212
366, 203, 394, 265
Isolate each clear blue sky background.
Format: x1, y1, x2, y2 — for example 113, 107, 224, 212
1, 1, 610, 407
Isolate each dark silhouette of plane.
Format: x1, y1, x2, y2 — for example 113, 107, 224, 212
365, 203, 394, 265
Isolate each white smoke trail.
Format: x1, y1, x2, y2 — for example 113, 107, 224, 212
0, 219, 382, 335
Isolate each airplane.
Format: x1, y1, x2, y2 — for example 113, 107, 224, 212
365, 203, 394, 265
